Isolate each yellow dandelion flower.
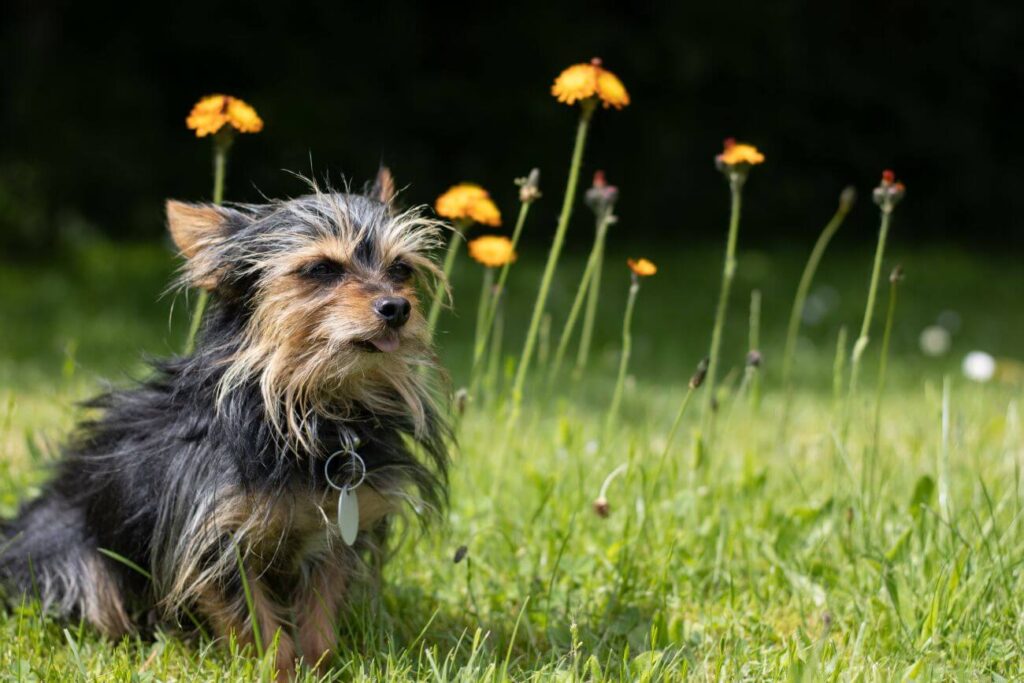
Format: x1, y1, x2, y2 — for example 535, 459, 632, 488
468, 235, 517, 268
716, 138, 765, 166
627, 258, 657, 277
551, 58, 630, 110
435, 183, 502, 227
186, 95, 264, 138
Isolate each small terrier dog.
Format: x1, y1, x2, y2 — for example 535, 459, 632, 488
0, 170, 451, 673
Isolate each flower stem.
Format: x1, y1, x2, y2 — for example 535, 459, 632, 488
700, 176, 744, 437
472, 201, 532, 372
574, 214, 610, 377
509, 104, 594, 419
778, 200, 852, 439
184, 137, 229, 354
867, 271, 899, 507
426, 227, 464, 338
747, 288, 762, 411
549, 212, 610, 384
604, 276, 639, 441
843, 209, 892, 442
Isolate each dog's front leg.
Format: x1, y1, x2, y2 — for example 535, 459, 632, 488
196, 572, 297, 680
295, 561, 348, 672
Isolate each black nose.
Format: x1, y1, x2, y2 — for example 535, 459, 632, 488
373, 296, 411, 328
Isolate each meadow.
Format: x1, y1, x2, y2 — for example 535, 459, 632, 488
1, 232, 1022, 680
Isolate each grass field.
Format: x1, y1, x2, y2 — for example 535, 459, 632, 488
1, 239, 1023, 680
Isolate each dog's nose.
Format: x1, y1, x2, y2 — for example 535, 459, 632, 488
373, 296, 411, 328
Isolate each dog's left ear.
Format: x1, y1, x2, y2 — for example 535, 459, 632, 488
371, 166, 397, 205
166, 200, 248, 290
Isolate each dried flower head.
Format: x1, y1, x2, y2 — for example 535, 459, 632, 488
435, 184, 502, 227
746, 350, 763, 368
552, 58, 630, 110
889, 264, 904, 283
627, 257, 657, 277
716, 138, 765, 170
515, 168, 542, 204
839, 186, 858, 213
872, 169, 906, 214
468, 235, 516, 268
592, 496, 610, 518
585, 170, 620, 217
689, 357, 710, 389
186, 95, 263, 138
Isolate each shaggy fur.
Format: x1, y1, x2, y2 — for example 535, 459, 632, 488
0, 172, 452, 675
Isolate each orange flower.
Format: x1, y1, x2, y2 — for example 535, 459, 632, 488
468, 235, 516, 268
435, 183, 502, 227
716, 138, 765, 166
627, 258, 657, 277
186, 95, 264, 138
551, 58, 630, 110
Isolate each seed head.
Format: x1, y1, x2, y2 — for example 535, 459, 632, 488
689, 357, 710, 389
592, 496, 610, 518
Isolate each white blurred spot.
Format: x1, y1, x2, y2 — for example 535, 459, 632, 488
802, 286, 840, 326
584, 440, 599, 455
963, 351, 996, 383
919, 325, 951, 357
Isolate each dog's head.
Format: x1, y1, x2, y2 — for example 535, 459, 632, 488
166, 170, 447, 446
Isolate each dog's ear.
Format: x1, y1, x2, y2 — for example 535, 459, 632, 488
166, 200, 246, 290
371, 166, 397, 205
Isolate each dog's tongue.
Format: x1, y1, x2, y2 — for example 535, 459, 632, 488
371, 333, 400, 353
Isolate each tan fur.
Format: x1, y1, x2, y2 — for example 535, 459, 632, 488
82, 554, 132, 638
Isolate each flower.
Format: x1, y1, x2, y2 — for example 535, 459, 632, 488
716, 138, 765, 167
627, 257, 657, 277
435, 183, 502, 227
873, 169, 906, 213
963, 351, 996, 382
515, 168, 542, 204
585, 170, 619, 216
551, 58, 630, 110
186, 95, 263, 138
468, 235, 516, 268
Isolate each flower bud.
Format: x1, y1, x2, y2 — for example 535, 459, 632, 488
592, 496, 610, 518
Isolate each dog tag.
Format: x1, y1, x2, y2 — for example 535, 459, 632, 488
337, 486, 360, 546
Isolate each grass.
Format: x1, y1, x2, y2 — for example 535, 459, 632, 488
2, 239, 1023, 680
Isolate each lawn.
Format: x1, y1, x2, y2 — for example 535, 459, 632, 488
1, 239, 1023, 681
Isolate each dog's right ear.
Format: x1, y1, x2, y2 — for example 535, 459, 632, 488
166, 200, 233, 258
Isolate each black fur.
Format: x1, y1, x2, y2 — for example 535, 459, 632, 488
0, 188, 450, 644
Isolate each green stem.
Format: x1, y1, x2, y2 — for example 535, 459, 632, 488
574, 214, 610, 377
468, 267, 494, 392
748, 289, 762, 411
549, 212, 610, 383
426, 228, 464, 338
509, 104, 594, 419
843, 209, 892, 442
868, 273, 899, 505
472, 201, 532, 371
778, 201, 852, 438
184, 138, 229, 354
700, 177, 744, 436
604, 277, 639, 440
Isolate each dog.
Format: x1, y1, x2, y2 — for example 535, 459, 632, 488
0, 169, 451, 675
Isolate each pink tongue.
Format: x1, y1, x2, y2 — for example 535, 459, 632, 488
371, 334, 400, 352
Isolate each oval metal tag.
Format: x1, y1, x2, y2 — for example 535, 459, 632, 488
337, 487, 360, 546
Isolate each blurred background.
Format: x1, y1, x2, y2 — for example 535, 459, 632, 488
1, 0, 1022, 390
2, 0, 1022, 252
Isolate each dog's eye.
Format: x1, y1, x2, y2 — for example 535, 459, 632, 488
387, 261, 413, 282
302, 259, 345, 282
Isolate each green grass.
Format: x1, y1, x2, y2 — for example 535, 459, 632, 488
2, 240, 1023, 680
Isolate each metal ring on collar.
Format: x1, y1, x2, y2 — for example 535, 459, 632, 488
324, 450, 367, 491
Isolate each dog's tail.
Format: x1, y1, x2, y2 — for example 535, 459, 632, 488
0, 490, 132, 636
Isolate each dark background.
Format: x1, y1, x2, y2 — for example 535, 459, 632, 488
2, 0, 1022, 254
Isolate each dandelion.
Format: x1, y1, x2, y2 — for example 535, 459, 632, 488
605, 259, 655, 439
183, 94, 263, 354
509, 59, 629, 422
844, 170, 906, 443
550, 171, 620, 384
700, 139, 765, 437
919, 325, 952, 357
552, 58, 631, 109
468, 235, 516, 268
186, 95, 264, 137
470, 171, 541, 394
426, 183, 502, 337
